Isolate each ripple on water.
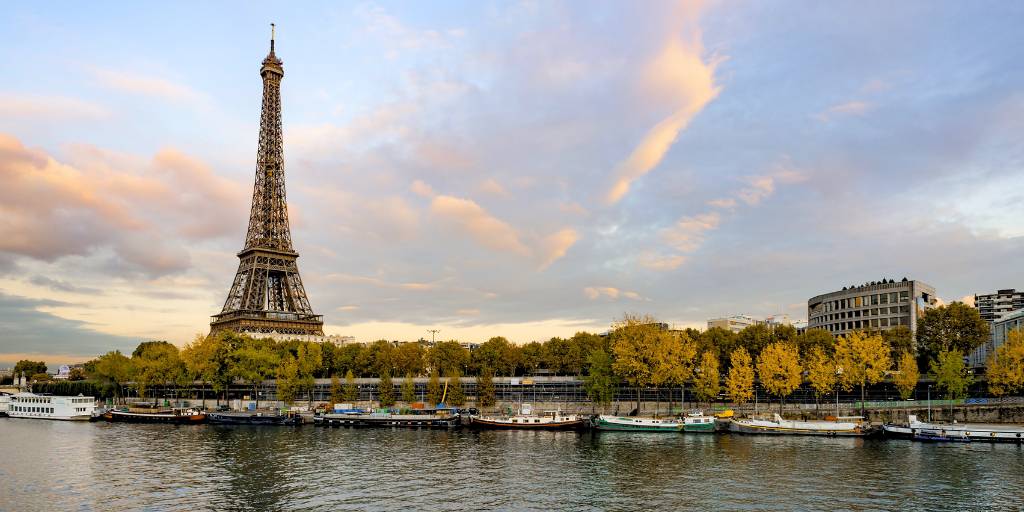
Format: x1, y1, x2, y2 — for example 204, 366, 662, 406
1, 421, 1023, 511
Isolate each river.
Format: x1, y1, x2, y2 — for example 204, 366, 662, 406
1, 419, 1021, 511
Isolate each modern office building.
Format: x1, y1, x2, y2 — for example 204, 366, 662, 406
974, 289, 1024, 322
969, 309, 1024, 368
707, 315, 764, 333
807, 278, 937, 337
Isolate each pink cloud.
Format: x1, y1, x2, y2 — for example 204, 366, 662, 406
430, 195, 530, 255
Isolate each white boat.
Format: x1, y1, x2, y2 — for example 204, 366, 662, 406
886, 414, 1024, 443
593, 415, 683, 432
0, 393, 9, 417
469, 404, 588, 430
7, 392, 95, 421
730, 414, 875, 437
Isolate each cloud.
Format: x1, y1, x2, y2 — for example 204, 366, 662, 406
411, 179, 435, 197
28, 276, 102, 295
606, 9, 722, 205
707, 198, 736, 209
355, 4, 462, 57
638, 252, 687, 271
538, 228, 580, 270
0, 133, 244, 276
430, 195, 531, 255
479, 178, 510, 197
662, 212, 721, 253
816, 101, 872, 122
91, 68, 203, 103
583, 286, 645, 301
0, 93, 109, 120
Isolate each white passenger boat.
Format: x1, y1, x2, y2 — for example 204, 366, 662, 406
730, 414, 875, 437
0, 393, 9, 417
469, 404, 588, 430
6, 392, 95, 420
885, 414, 1024, 443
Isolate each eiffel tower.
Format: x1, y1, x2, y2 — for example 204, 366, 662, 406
211, 25, 324, 336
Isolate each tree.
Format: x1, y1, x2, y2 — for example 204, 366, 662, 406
395, 342, 427, 377
296, 342, 322, 406
471, 337, 518, 376
881, 326, 914, 362
401, 373, 416, 403
14, 360, 48, 379
426, 369, 442, 405
756, 342, 802, 411
342, 369, 359, 402
276, 355, 300, 405
654, 331, 698, 414
336, 343, 366, 377
329, 374, 343, 407
834, 330, 892, 415
725, 347, 755, 405
893, 352, 919, 400
611, 315, 665, 412
31, 372, 52, 382
94, 351, 134, 402
228, 339, 279, 409
796, 329, 834, 358
987, 329, 1024, 396
366, 340, 396, 377
132, 341, 184, 403
737, 324, 774, 360
692, 351, 720, 405
700, 327, 738, 370
916, 302, 989, 363
931, 349, 971, 400
446, 369, 465, 406
378, 372, 396, 407
804, 346, 836, 411
477, 368, 496, 408
519, 341, 547, 375
583, 348, 616, 412
427, 341, 470, 376
68, 368, 87, 381
181, 333, 234, 404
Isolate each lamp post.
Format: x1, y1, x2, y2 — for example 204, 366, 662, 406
427, 329, 440, 344
835, 366, 843, 418
927, 384, 932, 422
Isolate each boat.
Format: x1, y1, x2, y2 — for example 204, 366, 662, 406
207, 411, 302, 426
886, 414, 1024, 443
6, 392, 95, 421
316, 407, 461, 428
592, 415, 683, 432
102, 405, 206, 424
683, 411, 717, 432
729, 413, 875, 437
0, 393, 9, 417
469, 405, 588, 431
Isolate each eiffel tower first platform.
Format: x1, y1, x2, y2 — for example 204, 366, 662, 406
211, 26, 324, 336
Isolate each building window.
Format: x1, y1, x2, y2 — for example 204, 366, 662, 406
880, 318, 889, 327
900, 291, 909, 301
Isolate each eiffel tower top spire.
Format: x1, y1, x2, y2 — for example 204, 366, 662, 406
245, 23, 291, 253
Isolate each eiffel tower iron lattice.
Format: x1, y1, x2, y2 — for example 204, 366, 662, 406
211, 27, 324, 336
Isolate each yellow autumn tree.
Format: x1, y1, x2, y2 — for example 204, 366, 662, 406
652, 330, 697, 414
804, 345, 836, 411
611, 314, 665, 412
892, 352, 919, 400
725, 347, 755, 405
692, 350, 720, 405
834, 330, 891, 415
988, 329, 1024, 396
756, 342, 802, 412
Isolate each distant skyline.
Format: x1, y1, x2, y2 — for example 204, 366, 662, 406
1, 1, 1023, 366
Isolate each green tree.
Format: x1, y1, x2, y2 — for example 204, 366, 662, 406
94, 350, 134, 402
427, 341, 470, 376
132, 341, 183, 402
737, 324, 774, 360
692, 351, 720, 405
228, 340, 279, 409
916, 302, 989, 363
336, 343, 366, 377
519, 341, 547, 375
583, 348, 616, 412
756, 342, 802, 411
276, 355, 300, 405
931, 349, 972, 400
401, 373, 417, 403
342, 369, 359, 402
366, 340, 396, 377
426, 369, 442, 405
446, 369, 465, 406
31, 372, 52, 382
893, 352, 919, 400
471, 337, 518, 376
68, 368, 87, 381
804, 345, 836, 411
571, 331, 607, 375
725, 347, 755, 405
14, 360, 48, 379
296, 342, 322, 406
987, 329, 1024, 396
834, 330, 892, 415
378, 372, 396, 407
477, 368, 496, 408
329, 374, 343, 407
881, 326, 914, 362
700, 327, 739, 369
796, 329, 835, 357
395, 342, 427, 377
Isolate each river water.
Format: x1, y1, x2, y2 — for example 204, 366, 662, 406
1, 419, 1022, 511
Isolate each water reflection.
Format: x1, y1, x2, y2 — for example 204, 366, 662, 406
1, 420, 1021, 511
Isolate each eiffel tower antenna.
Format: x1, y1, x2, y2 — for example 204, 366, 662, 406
211, 27, 324, 337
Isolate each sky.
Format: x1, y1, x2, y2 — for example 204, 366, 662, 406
1, 1, 1023, 367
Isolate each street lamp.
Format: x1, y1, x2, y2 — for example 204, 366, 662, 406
835, 366, 844, 418
927, 384, 932, 422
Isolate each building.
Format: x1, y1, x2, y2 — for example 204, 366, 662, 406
707, 315, 764, 334
970, 309, 1024, 368
210, 27, 324, 337
259, 332, 356, 345
807, 278, 937, 337
974, 289, 1024, 322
